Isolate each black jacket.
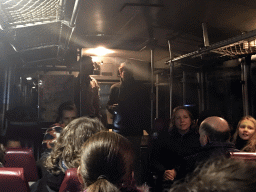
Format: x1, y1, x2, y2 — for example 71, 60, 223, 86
107, 78, 150, 136
177, 141, 239, 179
150, 128, 201, 177
30, 161, 66, 192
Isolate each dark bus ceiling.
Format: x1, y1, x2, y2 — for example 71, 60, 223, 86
1, 0, 256, 66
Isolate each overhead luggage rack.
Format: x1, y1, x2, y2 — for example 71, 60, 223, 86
0, 0, 62, 27
212, 39, 256, 57
168, 29, 256, 63
0, 0, 80, 64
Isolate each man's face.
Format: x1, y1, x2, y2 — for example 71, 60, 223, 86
61, 110, 77, 126
199, 127, 208, 146
119, 66, 133, 81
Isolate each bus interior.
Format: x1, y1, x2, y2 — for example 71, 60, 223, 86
0, 0, 256, 180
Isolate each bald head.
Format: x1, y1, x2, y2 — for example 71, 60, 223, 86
202, 116, 230, 133
199, 116, 231, 145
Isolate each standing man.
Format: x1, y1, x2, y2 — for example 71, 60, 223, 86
107, 62, 150, 185
75, 56, 100, 118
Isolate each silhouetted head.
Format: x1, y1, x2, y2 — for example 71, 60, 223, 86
78, 131, 135, 192
119, 62, 134, 81
199, 116, 230, 146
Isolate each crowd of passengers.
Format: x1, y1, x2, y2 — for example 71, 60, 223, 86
1, 102, 256, 191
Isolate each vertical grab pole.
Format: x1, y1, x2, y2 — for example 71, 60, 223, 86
241, 56, 251, 116
168, 40, 173, 119
1, 68, 8, 135
200, 72, 205, 112
150, 48, 154, 132
183, 71, 186, 105
155, 74, 159, 119
169, 62, 173, 119
202, 23, 210, 47
197, 71, 205, 114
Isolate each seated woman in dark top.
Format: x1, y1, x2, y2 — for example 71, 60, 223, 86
150, 106, 201, 189
232, 116, 256, 152
31, 116, 106, 192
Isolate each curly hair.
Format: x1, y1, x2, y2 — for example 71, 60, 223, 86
170, 157, 256, 192
79, 131, 136, 192
232, 116, 256, 152
44, 116, 106, 174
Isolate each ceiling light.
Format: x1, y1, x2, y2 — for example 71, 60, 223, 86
91, 56, 99, 62
85, 47, 114, 56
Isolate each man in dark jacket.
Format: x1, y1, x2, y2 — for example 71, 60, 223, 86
177, 116, 238, 180
106, 62, 150, 184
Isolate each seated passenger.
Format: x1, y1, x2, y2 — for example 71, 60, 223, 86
170, 157, 256, 192
41, 101, 77, 154
232, 116, 256, 152
31, 117, 106, 192
150, 106, 201, 189
177, 116, 238, 180
0, 144, 4, 167
5, 139, 22, 148
77, 131, 149, 192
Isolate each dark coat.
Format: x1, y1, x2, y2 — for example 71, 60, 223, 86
150, 127, 201, 177
107, 78, 150, 136
30, 161, 66, 192
177, 141, 239, 179
234, 136, 248, 150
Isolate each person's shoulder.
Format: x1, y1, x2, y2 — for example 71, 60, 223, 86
50, 123, 65, 129
110, 82, 121, 89
45, 123, 64, 133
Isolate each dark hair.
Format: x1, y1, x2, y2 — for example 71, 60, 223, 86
55, 101, 77, 123
45, 117, 106, 174
80, 55, 93, 63
170, 157, 256, 192
79, 131, 136, 192
200, 122, 230, 142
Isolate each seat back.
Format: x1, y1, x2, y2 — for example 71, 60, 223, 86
59, 168, 82, 192
0, 167, 30, 192
4, 148, 38, 181
230, 152, 256, 162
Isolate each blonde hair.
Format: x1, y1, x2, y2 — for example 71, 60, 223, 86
44, 117, 106, 174
232, 116, 256, 152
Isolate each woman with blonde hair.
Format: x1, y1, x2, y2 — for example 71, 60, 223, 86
78, 131, 148, 192
232, 116, 256, 152
31, 116, 106, 192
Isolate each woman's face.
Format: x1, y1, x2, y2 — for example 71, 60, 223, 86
174, 109, 192, 134
238, 119, 256, 141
